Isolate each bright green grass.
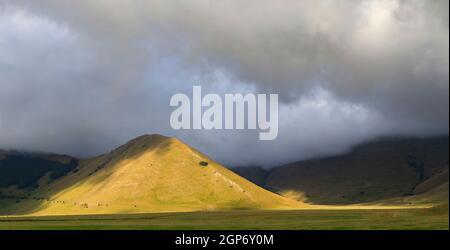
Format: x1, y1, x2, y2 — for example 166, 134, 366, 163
0, 208, 448, 230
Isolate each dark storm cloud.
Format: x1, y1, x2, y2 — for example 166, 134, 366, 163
0, 0, 448, 167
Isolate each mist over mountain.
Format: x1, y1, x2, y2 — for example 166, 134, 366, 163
0, 0, 448, 167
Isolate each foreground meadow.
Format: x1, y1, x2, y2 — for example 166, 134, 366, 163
0, 206, 447, 230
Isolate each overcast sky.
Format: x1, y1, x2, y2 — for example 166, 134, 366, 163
0, 0, 448, 167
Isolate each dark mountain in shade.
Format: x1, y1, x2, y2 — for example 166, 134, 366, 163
233, 137, 449, 205
0, 151, 78, 189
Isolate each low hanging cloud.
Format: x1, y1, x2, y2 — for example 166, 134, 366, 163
0, 0, 448, 167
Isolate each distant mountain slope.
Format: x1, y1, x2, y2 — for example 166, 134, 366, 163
0, 135, 300, 215
234, 137, 449, 205
0, 151, 78, 190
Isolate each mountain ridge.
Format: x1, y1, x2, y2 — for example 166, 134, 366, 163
1, 135, 448, 215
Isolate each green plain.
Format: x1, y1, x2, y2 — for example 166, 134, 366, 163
0, 207, 448, 230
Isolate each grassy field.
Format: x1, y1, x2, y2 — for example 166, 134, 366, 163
0, 207, 448, 230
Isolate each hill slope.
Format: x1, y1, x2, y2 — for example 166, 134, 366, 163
234, 137, 449, 205
0, 135, 300, 215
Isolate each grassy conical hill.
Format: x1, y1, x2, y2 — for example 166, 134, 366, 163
4, 135, 301, 215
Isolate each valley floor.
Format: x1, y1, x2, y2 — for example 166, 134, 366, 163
0, 207, 448, 230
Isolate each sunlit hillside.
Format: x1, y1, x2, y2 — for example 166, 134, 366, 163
0, 135, 301, 215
